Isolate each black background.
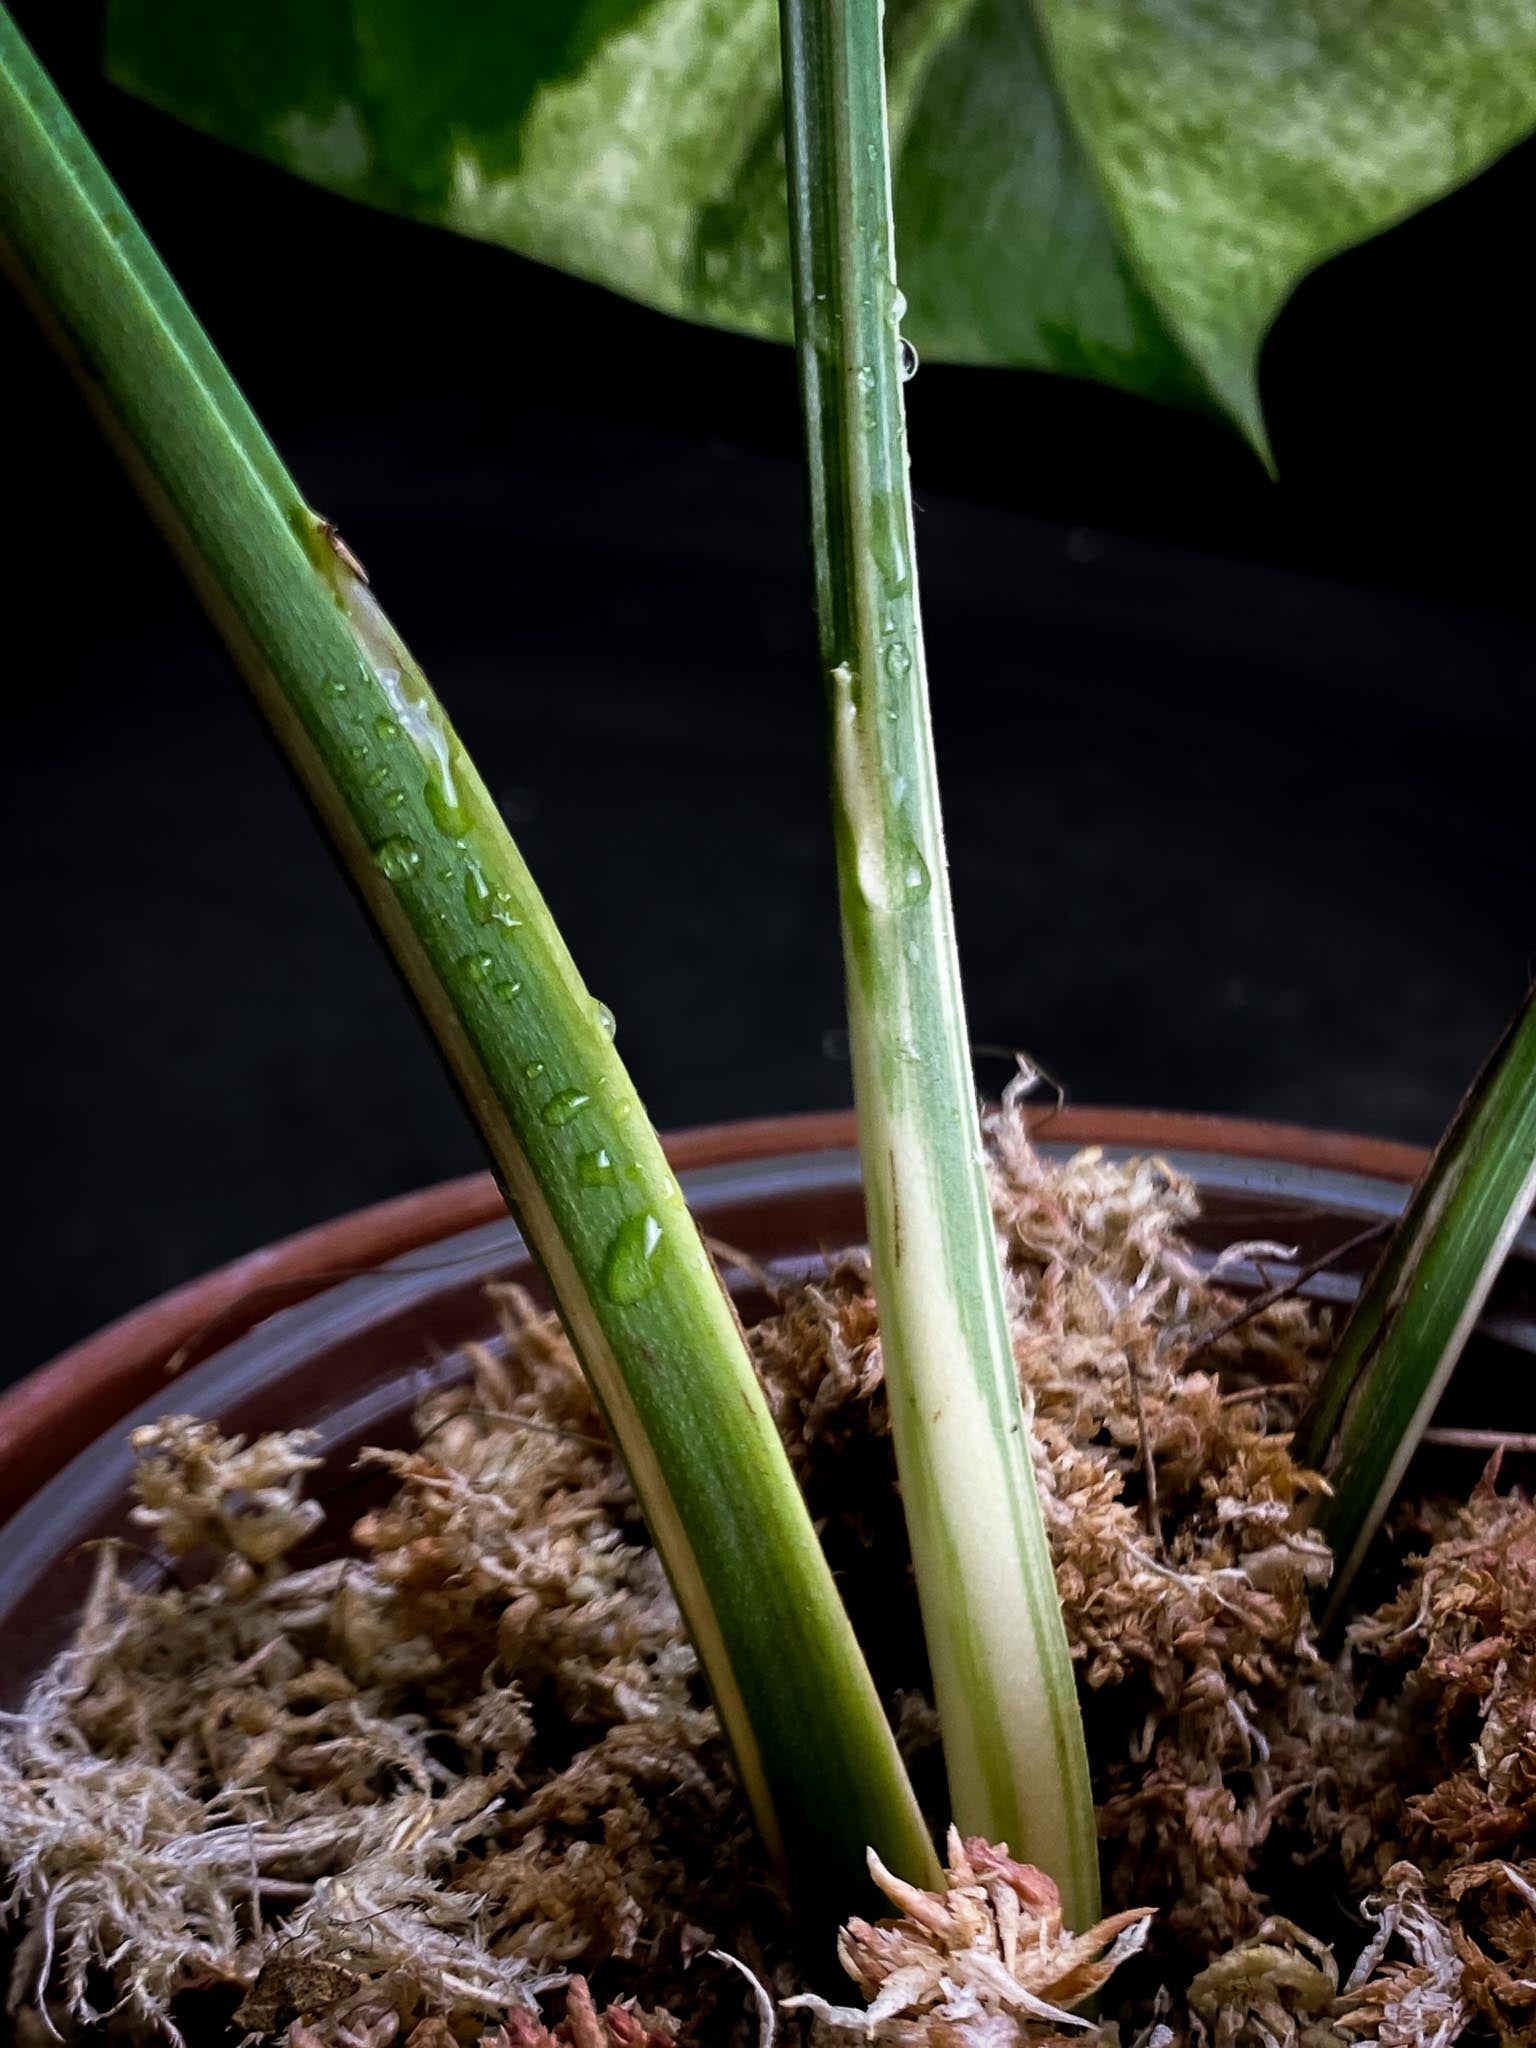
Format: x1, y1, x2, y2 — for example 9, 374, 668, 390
6, 3, 1534, 1378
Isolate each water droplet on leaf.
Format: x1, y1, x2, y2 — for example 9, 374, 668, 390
424, 778, 472, 840
542, 1087, 592, 1127
578, 1148, 617, 1186
899, 337, 918, 382
373, 837, 420, 882
604, 1212, 664, 1305
464, 861, 521, 930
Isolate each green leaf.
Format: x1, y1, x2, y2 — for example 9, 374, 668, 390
106, 0, 1536, 443
1300, 988, 1536, 1628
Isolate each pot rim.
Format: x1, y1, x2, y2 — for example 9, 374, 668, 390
1, 1107, 1428, 1520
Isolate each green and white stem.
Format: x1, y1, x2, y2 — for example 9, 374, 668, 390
1302, 987, 1536, 1627
777, 0, 1098, 1925
0, 6, 938, 1920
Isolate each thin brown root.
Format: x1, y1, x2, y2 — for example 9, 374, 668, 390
1184, 1218, 1391, 1365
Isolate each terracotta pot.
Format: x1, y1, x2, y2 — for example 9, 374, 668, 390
2, 1107, 1531, 1706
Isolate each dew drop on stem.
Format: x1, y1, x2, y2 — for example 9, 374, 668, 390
424, 778, 472, 840
604, 1213, 665, 1305
373, 837, 421, 882
464, 863, 521, 930
542, 1087, 592, 1127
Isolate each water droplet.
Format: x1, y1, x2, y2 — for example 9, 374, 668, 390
523, 1059, 545, 1081
350, 741, 369, 761
869, 492, 911, 595
458, 951, 496, 984
464, 863, 522, 930
424, 777, 472, 839
375, 715, 401, 742
325, 676, 349, 697
384, 789, 407, 809
578, 1147, 617, 1186
899, 337, 919, 382
373, 837, 421, 882
542, 1087, 591, 1127
902, 845, 932, 903
891, 288, 908, 323
857, 364, 875, 394
493, 979, 522, 1002
604, 1212, 664, 1305
366, 762, 392, 788
884, 639, 912, 678
463, 863, 491, 917
593, 1000, 617, 1040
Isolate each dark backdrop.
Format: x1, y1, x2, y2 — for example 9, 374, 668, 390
7, 3, 1534, 1378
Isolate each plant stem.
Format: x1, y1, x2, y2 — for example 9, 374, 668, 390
0, 6, 937, 1919
1301, 987, 1536, 1626
777, 0, 1098, 1924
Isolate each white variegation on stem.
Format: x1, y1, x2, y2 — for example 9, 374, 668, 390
777, 0, 1099, 1926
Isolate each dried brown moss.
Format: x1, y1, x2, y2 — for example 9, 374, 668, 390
2, 1105, 1531, 2046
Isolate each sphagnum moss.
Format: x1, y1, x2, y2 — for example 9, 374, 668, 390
6, 1115, 1531, 2047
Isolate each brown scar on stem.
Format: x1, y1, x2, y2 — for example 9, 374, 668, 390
318, 518, 370, 583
